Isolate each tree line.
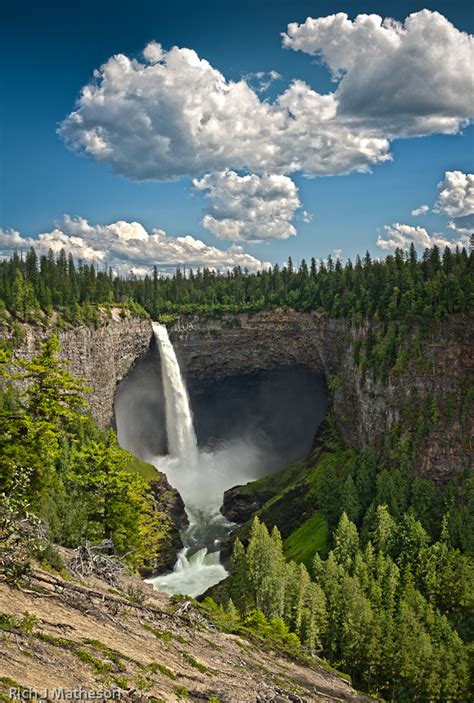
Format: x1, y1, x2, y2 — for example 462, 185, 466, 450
0, 244, 472, 326
220, 510, 472, 702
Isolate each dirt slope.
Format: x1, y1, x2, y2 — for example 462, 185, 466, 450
0, 568, 375, 703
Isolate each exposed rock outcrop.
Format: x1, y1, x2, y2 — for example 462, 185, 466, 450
144, 472, 188, 575
4, 310, 472, 484
2, 313, 153, 427
221, 485, 275, 524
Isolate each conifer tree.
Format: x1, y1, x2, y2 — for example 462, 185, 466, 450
228, 537, 249, 612
333, 512, 359, 568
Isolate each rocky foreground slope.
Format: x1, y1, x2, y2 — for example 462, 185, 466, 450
0, 567, 374, 703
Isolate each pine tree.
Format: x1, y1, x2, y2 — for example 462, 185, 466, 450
333, 512, 359, 568
372, 504, 397, 554
16, 335, 89, 425
228, 538, 249, 612
341, 474, 361, 523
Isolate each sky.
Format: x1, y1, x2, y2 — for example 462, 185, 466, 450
1, 1, 473, 273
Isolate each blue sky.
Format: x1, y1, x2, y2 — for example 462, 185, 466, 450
1, 1, 473, 272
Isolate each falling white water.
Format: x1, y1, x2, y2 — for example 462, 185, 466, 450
149, 508, 230, 598
152, 322, 198, 466
147, 323, 231, 597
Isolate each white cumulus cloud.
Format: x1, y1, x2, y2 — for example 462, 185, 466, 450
283, 10, 474, 137
193, 171, 300, 241
377, 222, 469, 251
58, 41, 391, 182
411, 204, 430, 217
434, 171, 474, 236
57, 12, 473, 244
243, 70, 282, 93
378, 170, 473, 251
0, 217, 270, 274
434, 171, 474, 217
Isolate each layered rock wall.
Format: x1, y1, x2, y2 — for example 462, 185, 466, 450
2, 315, 153, 426
4, 310, 472, 481
169, 311, 472, 480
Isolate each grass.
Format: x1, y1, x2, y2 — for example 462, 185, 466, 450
233, 445, 356, 550
75, 648, 114, 674
0, 677, 32, 703
0, 677, 22, 687
84, 639, 127, 666
127, 457, 160, 482
0, 611, 38, 634
142, 623, 181, 643
238, 459, 307, 497
145, 662, 177, 680
316, 657, 352, 684
182, 652, 209, 673
110, 675, 129, 689
172, 685, 189, 699
37, 634, 124, 676
283, 512, 329, 566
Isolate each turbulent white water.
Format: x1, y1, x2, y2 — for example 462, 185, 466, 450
147, 323, 234, 597
149, 508, 230, 597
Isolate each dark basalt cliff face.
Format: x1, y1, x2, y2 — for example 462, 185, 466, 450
170, 311, 472, 482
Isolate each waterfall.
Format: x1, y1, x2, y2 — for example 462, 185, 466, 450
152, 322, 198, 466
147, 322, 229, 598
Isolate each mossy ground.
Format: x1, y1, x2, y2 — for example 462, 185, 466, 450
283, 512, 329, 566
127, 457, 160, 482
230, 443, 355, 560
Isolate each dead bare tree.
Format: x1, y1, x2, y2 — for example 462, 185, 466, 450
68, 539, 126, 587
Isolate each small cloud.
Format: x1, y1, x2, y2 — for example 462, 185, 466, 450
411, 204, 430, 216
379, 170, 473, 251
434, 171, 474, 217
194, 170, 300, 242
377, 222, 469, 251
243, 70, 282, 93
301, 210, 313, 223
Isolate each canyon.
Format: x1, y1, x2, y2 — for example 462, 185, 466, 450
1, 309, 471, 701
6, 309, 471, 483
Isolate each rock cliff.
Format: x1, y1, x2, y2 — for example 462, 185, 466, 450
4, 310, 471, 484
170, 311, 472, 482
3, 313, 153, 426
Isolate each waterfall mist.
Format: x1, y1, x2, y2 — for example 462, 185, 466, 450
115, 356, 327, 508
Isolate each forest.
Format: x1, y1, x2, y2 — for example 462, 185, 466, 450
0, 244, 472, 327
213, 507, 472, 702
